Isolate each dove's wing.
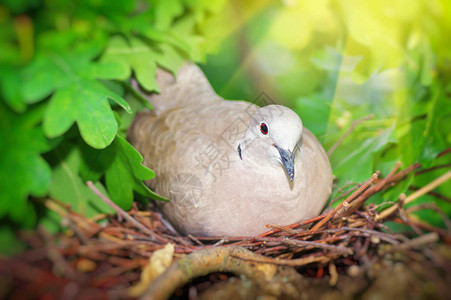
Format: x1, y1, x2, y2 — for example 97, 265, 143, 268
128, 99, 258, 234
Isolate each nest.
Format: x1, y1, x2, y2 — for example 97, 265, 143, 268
1, 161, 451, 300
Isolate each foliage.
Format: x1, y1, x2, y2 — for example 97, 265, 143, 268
0, 0, 226, 253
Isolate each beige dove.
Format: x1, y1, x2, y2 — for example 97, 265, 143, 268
128, 63, 333, 236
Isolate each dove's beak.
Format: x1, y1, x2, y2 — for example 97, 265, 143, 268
274, 144, 295, 181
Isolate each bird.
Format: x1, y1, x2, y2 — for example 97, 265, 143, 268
128, 63, 333, 236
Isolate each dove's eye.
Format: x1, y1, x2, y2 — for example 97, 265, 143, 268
260, 122, 268, 135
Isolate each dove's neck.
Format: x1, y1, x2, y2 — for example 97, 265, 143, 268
238, 138, 284, 175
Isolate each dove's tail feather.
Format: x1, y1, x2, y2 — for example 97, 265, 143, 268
138, 62, 222, 113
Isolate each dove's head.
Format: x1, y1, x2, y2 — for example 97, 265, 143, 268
239, 105, 303, 181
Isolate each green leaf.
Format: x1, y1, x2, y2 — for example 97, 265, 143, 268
38, 209, 62, 235
0, 102, 58, 222
101, 36, 159, 92
171, 15, 206, 62
22, 49, 131, 149
0, 66, 26, 112
332, 124, 397, 183
43, 78, 130, 149
80, 136, 167, 209
419, 84, 451, 164
116, 84, 151, 137
105, 136, 168, 208
295, 95, 331, 137
152, 0, 184, 31
154, 43, 186, 75
87, 61, 131, 80
394, 82, 451, 167
46, 141, 115, 217
22, 54, 68, 103
2, 0, 41, 14
0, 226, 25, 256
139, 26, 191, 55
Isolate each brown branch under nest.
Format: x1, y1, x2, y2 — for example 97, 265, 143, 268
1, 160, 451, 299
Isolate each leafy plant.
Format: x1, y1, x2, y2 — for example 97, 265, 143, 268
0, 0, 226, 251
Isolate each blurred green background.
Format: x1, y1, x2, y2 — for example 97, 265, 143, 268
0, 0, 450, 254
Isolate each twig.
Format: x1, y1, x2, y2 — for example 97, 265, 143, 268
401, 217, 451, 243
327, 114, 374, 157
34, 229, 84, 284
408, 185, 451, 203
295, 226, 403, 244
379, 161, 402, 186
188, 235, 204, 246
378, 171, 451, 220
44, 198, 102, 236
344, 163, 401, 215
437, 148, 451, 158
231, 251, 337, 267
386, 162, 421, 185
327, 184, 360, 210
311, 173, 378, 231
415, 164, 451, 176
387, 232, 439, 252
265, 224, 298, 234
65, 219, 90, 244
87, 181, 165, 242
406, 203, 451, 231
258, 214, 326, 237
328, 263, 338, 286
213, 238, 228, 247
140, 247, 303, 299
255, 237, 353, 255
93, 260, 141, 281
87, 181, 123, 222
336, 227, 404, 244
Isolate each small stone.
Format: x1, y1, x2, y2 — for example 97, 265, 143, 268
76, 258, 96, 273
347, 265, 360, 277
370, 236, 380, 244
